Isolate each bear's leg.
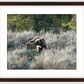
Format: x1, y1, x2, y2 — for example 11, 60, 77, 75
39, 47, 43, 54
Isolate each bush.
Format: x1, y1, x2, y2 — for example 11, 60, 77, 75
30, 47, 76, 69
7, 30, 76, 69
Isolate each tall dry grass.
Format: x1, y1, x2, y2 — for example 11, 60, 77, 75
7, 30, 76, 69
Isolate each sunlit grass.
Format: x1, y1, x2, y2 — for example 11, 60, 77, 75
7, 30, 76, 69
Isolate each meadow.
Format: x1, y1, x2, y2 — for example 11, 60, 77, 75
7, 30, 76, 69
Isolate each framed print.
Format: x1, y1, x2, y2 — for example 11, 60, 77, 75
0, 2, 84, 82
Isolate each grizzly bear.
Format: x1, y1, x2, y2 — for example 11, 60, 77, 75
26, 36, 48, 54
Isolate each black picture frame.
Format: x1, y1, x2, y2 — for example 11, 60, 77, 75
0, 2, 84, 82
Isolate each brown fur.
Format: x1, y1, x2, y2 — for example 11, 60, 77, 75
26, 36, 48, 54
26, 36, 39, 45
34, 38, 48, 54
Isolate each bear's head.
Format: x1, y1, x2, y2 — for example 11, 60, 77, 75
34, 38, 46, 48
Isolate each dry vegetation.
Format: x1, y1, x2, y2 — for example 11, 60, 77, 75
7, 30, 76, 69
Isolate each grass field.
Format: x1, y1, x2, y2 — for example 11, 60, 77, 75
7, 30, 76, 69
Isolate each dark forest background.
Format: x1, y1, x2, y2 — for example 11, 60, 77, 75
7, 14, 76, 33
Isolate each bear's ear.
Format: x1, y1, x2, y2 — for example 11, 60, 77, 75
40, 38, 45, 42
39, 39, 44, 44
39, 37, 43, 40
39, 39, 42, 43
42, 38, 45, 41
